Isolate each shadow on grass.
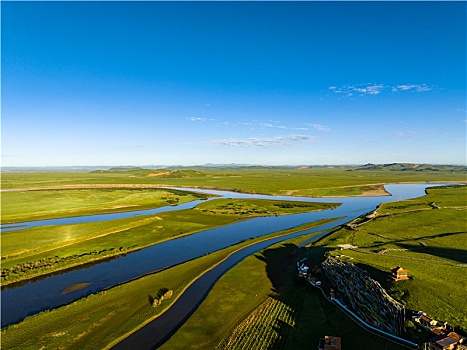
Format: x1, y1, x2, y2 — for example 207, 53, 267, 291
363, 231, 466, 247
254, 243, 299, 294
359, 231, 467, 265
353, 262, 395, 290
395, 243, 467, 265
253, 243, 408, 350
254, 243, 306, 348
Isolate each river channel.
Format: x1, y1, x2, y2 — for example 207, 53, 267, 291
0, 184, 444, 330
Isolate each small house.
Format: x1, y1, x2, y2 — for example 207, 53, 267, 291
420, 315, 439, 328
337, 244, 358, 250
429, 334, 458, 350
391, 266, 409, 281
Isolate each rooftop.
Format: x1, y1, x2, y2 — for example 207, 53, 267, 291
431, 335, 458, 347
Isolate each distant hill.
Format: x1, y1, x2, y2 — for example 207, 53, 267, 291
90, 167, 207, 178
90, 167, 153, 175
146, 169, 207, 178
4, 163, 466, 173
352, 163, 467, 172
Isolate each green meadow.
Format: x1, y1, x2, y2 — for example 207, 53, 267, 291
1, 188, 209, 224
2, 164, 465, 196
1, 192, 338, 285
160, 232, 406, 350
1, 166, 466, 349
0, 220, 338, 350
308, 185, 467, 334
160, 185, 466, 349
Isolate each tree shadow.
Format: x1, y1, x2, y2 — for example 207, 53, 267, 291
270, 319, 294, 350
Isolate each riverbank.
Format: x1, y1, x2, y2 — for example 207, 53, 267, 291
0, 187, 210, 224
1, 198, 338, 286
1, 219, 339, 350
1, 182, 461, 348
159, 185, 466, 349
160, 229, 407, 350
309, 185, 467, 339
3, 166, 466, 197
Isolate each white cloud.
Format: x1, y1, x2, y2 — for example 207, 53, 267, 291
329, 83, 387, 96
329, 83, 433, 96
308, 123, 331, 131
186, 117, 208, 122
224, 120, 311, 131
394, 84, 432, 92
393, 131, 418, 138
393, 130, 432, 138
212, 134, 316, 148
259, 122, 275, 128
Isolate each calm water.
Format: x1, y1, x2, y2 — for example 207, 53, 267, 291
0, 184, 445, 327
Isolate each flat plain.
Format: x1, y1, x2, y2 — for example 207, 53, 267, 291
1, 165, 466, 349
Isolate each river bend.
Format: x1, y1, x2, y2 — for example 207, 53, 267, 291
1, 184, 442, 328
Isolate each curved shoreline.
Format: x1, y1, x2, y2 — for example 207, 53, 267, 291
106, 220, 337, 349
1, 183, 457, 330
2, 180, 465, 192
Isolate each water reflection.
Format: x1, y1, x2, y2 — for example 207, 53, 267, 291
0, 183, 452, 327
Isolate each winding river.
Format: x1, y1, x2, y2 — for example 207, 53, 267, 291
0, 184, 446, 335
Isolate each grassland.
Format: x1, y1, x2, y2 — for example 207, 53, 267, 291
0, 220, 338, 350
158, 185, 466, 349
308, 185, 467, 335
2, 164, 465, 196
1, 188, 209, 224
195, 198, 337, 216
1, 195, 338, 285
160, 232, 406, 350
1, 167, 465, 349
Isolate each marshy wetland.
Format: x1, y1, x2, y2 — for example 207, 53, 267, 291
1, 166, 466, 349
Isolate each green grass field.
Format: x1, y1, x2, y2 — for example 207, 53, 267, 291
2, 165, 465, 196
1, 195, 338, 285
308, 185, 467, 334
158, 186, 466, 349
0, 220, 338, 350
160, 232, 406, 350
1, 188, 209, 224
1, 168, 465, 349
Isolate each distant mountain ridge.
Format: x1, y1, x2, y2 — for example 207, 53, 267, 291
2, 163, 466, 173
351, 163, 467, 172
90, 167, 207, 178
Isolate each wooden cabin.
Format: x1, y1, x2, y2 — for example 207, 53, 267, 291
391, 266, 409, 281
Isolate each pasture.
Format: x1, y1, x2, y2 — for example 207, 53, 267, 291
311, 185, 467, 334
160, 185, 466, 349
161, 232, 406, 350
2, 165, 465, 196
0, 220, 338, 350
1, 195, 337, 285
1, 167, 465, 348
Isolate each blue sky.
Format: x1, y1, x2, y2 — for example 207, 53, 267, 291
2, 1, 466, 167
